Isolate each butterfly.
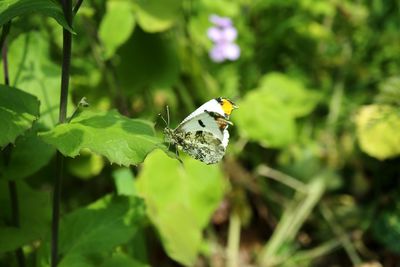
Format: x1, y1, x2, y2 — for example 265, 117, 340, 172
164, 97, 237, 164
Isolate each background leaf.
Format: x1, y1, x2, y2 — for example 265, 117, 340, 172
234, 88, 296, 148
258, 72, 321, 118
372, 201, 400, 253
66, 149, 104, 180
100, 254, 149, 267
99, 1, 136, 59
133, 0, 182, 33
136, 149, 227, 266
356, 105, 400, 160
0, 85, 39, 148
115, 28, 180, 94
0, 181, 51, 253
0, 0, 72, 32
58, 196, 145, 267
0, 32, 73, 129
0, 124, 55, 180
39, 109, 165, 166
234, 72, 320, 148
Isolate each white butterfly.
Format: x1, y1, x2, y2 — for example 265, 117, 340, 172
164, 97, 237, 164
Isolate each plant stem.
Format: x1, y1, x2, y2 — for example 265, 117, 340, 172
8, 181, 26, 267
258, 178, 325, 266
1, 22, 11, 85
51, 152, 64, 267
73, 0, 84, 16
226, 211, 241, 267
257, 164, 308, 194
51, 1, 72, 266
2, 21, 26, 267
58, 0, 72, 124
320, 203, 362, 266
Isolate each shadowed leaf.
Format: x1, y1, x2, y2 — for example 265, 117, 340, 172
0, 85, 40, 148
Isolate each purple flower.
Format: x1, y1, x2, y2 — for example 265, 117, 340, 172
222, 43, 240, 60
207, 14, 240, 63
209, 43, 240, 62
209, 15, 232, 28
207, 26, 237, 43
209, 45, 225, 63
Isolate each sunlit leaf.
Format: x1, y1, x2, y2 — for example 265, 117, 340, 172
0, 85, 40, 148
136, 149, 227, 266
113, 168, 136, 196
234, 88, 296, 148
39, 110, 165, 166
0, 181, 51, 253
133, 0, 181, 33
99, 1, 136, 59
234, 72, 320, 148
356, 105, 400, 160
258, 72, 321, 118
0, 0, 73, 32
66, 149, 104, 179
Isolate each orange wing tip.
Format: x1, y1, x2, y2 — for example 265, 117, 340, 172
220, 98, 238, 116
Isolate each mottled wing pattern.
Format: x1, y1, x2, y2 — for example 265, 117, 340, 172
165, 129, 225, 164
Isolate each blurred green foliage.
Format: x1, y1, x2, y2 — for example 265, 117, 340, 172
1, 0, 400, 266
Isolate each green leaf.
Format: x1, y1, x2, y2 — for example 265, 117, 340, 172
0, 85, 40, 148
0, 32, 73, 129
58, 196, 145, 267
0, 181, 51, 253
356, 105, 400, 160
376, 76, 400, 106
67, 149, 104, 179
136, 150, 227, 266
100, 254, 149, 267
133, 0, 182, 33
99, 1, 136, 59
115, 29, 180, 93
113, 168, 136, 196
234, 72, 320, 148
372, 202, 400, 253
234, 89, 296, 148
0, 124, 55, 180
0, 0, 73, 32
39, 109, 165, 166
258, 72, 321, 118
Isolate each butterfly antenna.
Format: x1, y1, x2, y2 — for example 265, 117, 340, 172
166, 105, 170, 128
158, 112, 168, 128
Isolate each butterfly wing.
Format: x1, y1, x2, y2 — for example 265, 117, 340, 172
167, 112, 231, 164
181, 98, 225, 124
176, 111, 230, 141
177, 131, 226, 164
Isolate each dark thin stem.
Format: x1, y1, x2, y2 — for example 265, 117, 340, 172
1, 42, 9, 85
58, 0, 73, 123
51, 153, 64, 267
8, 181, 26, 267
51, 1, 73, 266
0, 21, 11, 51
1, 22, 11, 85
2, 22, 26, 267
73, 0, 84, 16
